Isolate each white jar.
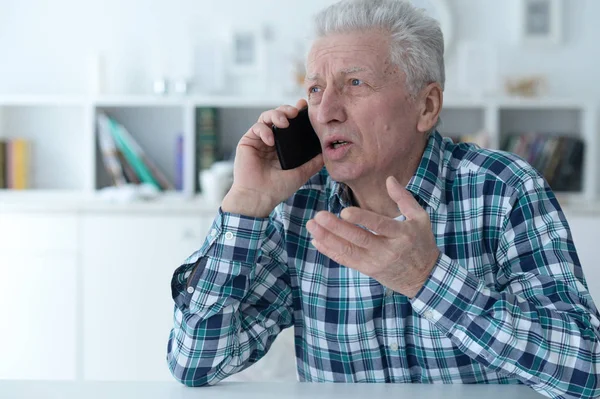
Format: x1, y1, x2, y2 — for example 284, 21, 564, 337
199, 161, 234, 204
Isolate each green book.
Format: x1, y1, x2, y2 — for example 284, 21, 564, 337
195, 107, 219, 192
108, 118, 161, 190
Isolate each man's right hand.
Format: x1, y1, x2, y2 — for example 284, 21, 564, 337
221, 99, 324, 218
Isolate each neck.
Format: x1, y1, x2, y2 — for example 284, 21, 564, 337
349, 181, 401, 218
347, 140, 426, 217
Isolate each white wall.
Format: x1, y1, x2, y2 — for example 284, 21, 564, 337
0, 0, 598, 98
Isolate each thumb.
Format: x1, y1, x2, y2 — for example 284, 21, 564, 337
386, 176, 421, 220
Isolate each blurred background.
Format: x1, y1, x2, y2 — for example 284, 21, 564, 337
0, 0, 599, 385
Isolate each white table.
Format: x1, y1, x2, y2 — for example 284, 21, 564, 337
0, 381, 545, 399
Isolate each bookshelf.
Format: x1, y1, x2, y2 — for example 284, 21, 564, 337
0, 94, 598, 204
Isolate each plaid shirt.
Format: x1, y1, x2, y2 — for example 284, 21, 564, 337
168, 131, 600, 398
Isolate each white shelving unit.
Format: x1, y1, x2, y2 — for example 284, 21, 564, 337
0, 94, 598, 203
438, 96, 598, 202
1, 94, 599, 383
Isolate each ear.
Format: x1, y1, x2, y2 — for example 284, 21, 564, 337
416, 83, 443, 134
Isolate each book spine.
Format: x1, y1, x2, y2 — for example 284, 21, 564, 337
117, 149, 140, 184
0, 140, 5, 189
22, 139, 30, 189
175, 134, 184, 191
195, 107, 218, 192
107, 118, 161, 190
96, 114, 127, 186
14, 139, 24, 189
115, 121, 174, 191
5, 140, 13, 189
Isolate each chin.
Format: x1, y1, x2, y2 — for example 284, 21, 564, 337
324, 161, 364, 183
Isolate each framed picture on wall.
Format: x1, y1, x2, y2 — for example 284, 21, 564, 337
519, 0, 563, 46
227, 26, 267, 76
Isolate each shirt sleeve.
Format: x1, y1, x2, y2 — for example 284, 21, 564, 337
411, 173, 600, 399
167, 206, 293, 387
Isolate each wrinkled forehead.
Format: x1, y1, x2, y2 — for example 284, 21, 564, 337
307, 31, 392, 62
305, 35, 395, 81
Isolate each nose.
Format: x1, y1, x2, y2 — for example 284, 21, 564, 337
315, 86, 347, 125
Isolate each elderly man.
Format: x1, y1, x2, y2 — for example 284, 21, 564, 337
167, 0, 600, 397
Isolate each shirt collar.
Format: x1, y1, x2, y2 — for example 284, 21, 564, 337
328, 179, 354, 213
328, 131, 445, 213
405, 131, 444, 211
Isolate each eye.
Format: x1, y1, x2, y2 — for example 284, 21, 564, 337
350, 78, 363, 86
308, 86, 321, 94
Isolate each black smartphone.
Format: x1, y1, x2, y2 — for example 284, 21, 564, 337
272, 107, 322, 170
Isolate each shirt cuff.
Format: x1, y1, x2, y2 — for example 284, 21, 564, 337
410, 254, 545, 377
171, 207, 272, 311
410, 253, 486, 336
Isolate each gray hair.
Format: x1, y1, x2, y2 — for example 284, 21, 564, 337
313, 0, 445, 99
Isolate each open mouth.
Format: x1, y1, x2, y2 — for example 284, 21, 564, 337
330, 140, 350, 149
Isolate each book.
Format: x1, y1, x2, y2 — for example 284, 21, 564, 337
3, 138, 31, 190
175, 134, 184, 191
5, 140, 12, 189
112, 119, 174, 191
96, 114, 127, 187
195, 107, 219, 192
116, 149, 140, 184
13, 139, 29, 189
552, 138, 584, 192
501, 133, 585, 192
0, 140, 5, 189
106, 117, 161, 190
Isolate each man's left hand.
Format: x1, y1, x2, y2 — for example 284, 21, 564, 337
306, 176, 440, 298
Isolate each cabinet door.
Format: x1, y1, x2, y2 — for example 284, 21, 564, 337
0, 213, 78, 380
564, 214, 600, 303
81, 213, 214, 381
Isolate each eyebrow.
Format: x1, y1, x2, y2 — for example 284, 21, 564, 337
305, 66, 369, 83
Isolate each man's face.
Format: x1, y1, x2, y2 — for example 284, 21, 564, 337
305, 30, 424, 185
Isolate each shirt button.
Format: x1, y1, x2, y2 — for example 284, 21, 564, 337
423, 310, 434, 321
186, 286, 195, 294
209, 229, 217, 237
224, 231, 234, 240
385, 289, 394, 297
389, 343, 399, 352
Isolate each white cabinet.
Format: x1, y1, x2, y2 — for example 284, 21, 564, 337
563, 213, 600, 303
80, 212, 213, 381
0, 213, 78, 380
0, 205, 597, 383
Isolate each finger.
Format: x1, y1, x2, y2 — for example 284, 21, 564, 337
310, 238, 364, 272
258, 109, 291, 129
276, 104, 305, 119
295, 98, 308, 110
259, 103, 307, 126
309, 211, 375, 249
386, 176, 423, 220
340, 206, 401, 237
306, 220, 365, 269
247, 122, 276, 147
